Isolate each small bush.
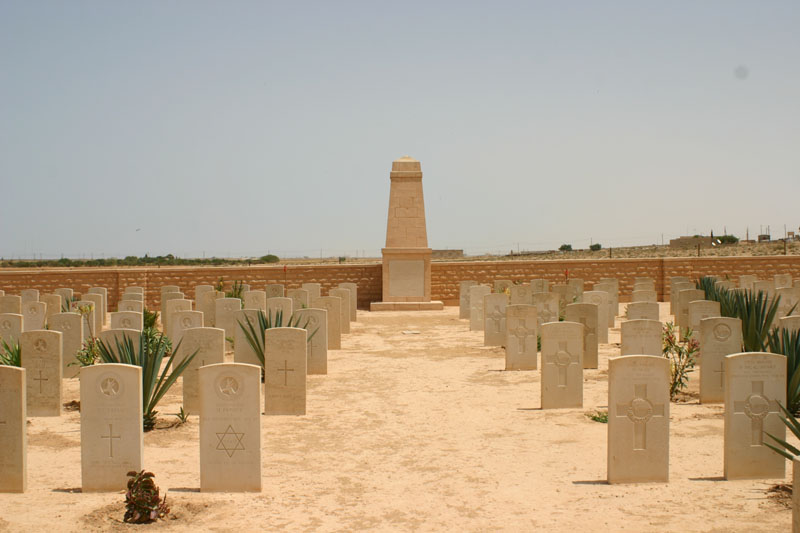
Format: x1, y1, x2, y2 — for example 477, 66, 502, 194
662, 322, 699, 400
559, 244, 572, 252
718, 234, 739, 244
124, 470, 169, 523
589, 243, 602, 251
260, 254, 279, 263
587, 410, 608, 423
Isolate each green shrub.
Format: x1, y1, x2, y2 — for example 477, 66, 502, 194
124, 470, 169, 523
589, 243, 602, 251
717, 234, 739, 244
260, 254, 279, 263
559, 244, 572, 252
239, 309, 318, 368
0, 339, 20, 367
97, 331, 194, 431
767, 328, 800, 414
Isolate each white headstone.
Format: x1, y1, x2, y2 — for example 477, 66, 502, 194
264, 327, 307, 415
699, 317, 743, 403
80, 364, 143, 491
504, 305, 538, 371
48, 312, 83, 379
109, 311, 143, 332
20, 330, 62, 417
565, 303, 599, 369
182, 327, 225, 415
312, 297, 341, 350
328, 289, 351, 334
540, 321, 583, 409
583, 291, 609, 343
0, 366, 26, 493
338, 282, 358, 322
483, 293, 508, 347
0, 313, 23, 346
243, 290, 267, 312
459, 281, 478, 319
620, 319, 662, 356
626, 302, 660, 321
295, 308, 327, 375
21, 301, 46, 331
469, 285, 491, 331
607, 355, 670, 484
199, 363, 262, 492
724, 352, 786, 480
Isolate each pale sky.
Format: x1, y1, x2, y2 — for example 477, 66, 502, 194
1, 1, 798, 259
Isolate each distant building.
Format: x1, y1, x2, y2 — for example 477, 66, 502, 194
669, 236, 713, 249
432, 249, 465, 260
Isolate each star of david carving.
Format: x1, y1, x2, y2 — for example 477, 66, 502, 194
215, 425, 245, 458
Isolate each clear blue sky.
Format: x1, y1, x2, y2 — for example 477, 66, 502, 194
1, 1, 798, 259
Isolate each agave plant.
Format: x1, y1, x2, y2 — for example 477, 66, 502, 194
699, 281, 783, 352
767, 327, 800, 414
61, 295, 78, 313
96, 330, 196, 431
0, 339, 21, 367
764, 402, 800, 460
734, 289, 782, 351
238, 309, 317, 366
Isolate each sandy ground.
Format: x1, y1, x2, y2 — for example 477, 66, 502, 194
1, 303, 795, 532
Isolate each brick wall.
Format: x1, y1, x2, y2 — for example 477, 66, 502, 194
0, 264, 382, 311
2, 255, 798, 309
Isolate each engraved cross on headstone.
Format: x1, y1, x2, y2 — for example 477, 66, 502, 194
510, 318, 529, 354
616, 384, 665, 450
714, 361, 725, 388
546, 340, 577, 387
101, 423, 121, 458
277, 359, 294, 386
34, 370, 48, 393
732, 380, 781, 446
488, 306, 504, 333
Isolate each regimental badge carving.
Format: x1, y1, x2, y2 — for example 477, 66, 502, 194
33, 338, 47, 352
182, 316, 193, 328
27, 305, 39, 316
0, 320, 10, 331
121, 318, 131, 328
215, 375, 241, 400
98, 372, 123, 398
713, 323, 732, 342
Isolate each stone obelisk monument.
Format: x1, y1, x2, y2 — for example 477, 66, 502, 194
370, 156, 444, 311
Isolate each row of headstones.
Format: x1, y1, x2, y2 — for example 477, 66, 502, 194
456, 278, 796, 483
0, 359, 305, 493
0, 280, 361, 493
607, 351, 788, 483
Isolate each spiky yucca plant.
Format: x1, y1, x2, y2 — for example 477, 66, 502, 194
696, 279, 782, 352
96, 331, 196, 431
768, 327, 800, 414
764, 402, 800, 461
239, 309, 317, 366
0, 339, 21, 367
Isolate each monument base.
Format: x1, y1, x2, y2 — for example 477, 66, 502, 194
369, 301, 444, 312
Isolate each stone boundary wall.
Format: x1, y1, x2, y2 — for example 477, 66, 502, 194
0, 264, 382, 311
1, 256, 798, 309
